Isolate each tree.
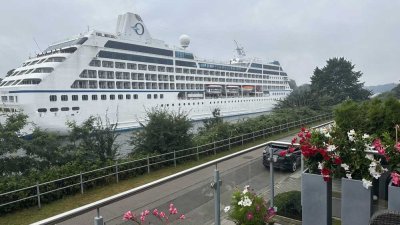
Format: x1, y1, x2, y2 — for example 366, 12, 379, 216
0, 113, 32, 175
391, 83, 400, 98
310, 57, 371, 104
202, 108, 223, 131
66, 116, 119, 162
288, 79, 298, 90
131, 109, 193, 154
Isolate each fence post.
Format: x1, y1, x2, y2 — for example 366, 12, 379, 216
36, 181, 41, 209
252, 131, 255, 141
241, 135, 244, 145
213, 168, 221, 225
80, 172, 84, 194
213, 141, 216, 155
228, 137, 231, 150
147, 155, 150, 174
94, 208, 103, 225
115, 161, 119, 183
174, 150, 177, 167
196, 146, 199, 161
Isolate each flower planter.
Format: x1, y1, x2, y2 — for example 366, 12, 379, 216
301, 171, 332, 225
341, 178, 372, 225
388, 182, 400, 211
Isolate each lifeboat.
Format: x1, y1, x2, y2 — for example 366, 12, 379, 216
242, 85, 254, 92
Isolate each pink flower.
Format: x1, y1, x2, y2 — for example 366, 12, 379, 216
153, 208, 159, 216
160, 211, 166, 218
171, 208, 178, 214
144, 210, 150, 216
291, 137, 297, 144
392, 172, 400, 187
140, 215, 145, 222
395, 142, 400, 152
373, 139, 386, 155
246, 212, 254, 221
179, 214, 185, 220
256, 204, 260, 212
169, 203, 174, 209
123, 211, 134, 221
288, 147, 295, 153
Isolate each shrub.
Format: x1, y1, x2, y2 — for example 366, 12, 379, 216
274, 191, 302, 220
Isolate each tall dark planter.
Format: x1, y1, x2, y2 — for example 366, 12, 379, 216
388, 182, 400, 212
302, 171, 332, 225
341, 178, 372, 225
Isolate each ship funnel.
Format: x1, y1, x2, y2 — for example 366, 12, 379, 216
116, 12, 152, 41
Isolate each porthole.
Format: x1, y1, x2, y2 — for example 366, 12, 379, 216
50, 108, 58, 112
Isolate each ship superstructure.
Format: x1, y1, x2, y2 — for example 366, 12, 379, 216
0, 12, 292, 134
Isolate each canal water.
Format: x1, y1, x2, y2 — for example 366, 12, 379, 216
116, 111, 271, 156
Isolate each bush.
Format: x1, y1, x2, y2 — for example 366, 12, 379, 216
274, 191, 302, 220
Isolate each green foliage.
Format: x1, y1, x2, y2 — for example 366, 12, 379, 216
66, 116, 120, 162
131, 108, 193, 154
334, 97, 400, 139
228, 186, 275, 225
310, 57, 371, 104
392, 83, 400, 98
274, 191, 302, 220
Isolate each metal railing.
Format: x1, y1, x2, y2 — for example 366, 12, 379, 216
0, 113, 332, 212
31, 120, 334, 225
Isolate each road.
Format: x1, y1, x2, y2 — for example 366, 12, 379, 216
56, 134, 298, 225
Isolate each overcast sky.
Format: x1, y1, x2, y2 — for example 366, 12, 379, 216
0, 0, 399, 86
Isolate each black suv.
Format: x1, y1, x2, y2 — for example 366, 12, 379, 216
262, 144, 301, 172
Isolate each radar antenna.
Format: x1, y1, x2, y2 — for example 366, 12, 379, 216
234, 40, 246, 58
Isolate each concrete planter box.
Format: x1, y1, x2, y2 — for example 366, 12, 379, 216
388, 182, 400, 211
302, 172, 332, 225
341, 178, 372, 225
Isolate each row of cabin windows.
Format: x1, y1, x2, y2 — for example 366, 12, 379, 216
0, 78, 42, 87
21, 57, 66, 68
88, 59, 286, 78
49, 93, 166, 102
37, 107, 80, 113
70, 80, 287, 91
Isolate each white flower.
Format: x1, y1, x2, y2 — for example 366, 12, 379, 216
365, 154, 374, 161
362, 134, 370, 139
325, 132, 332, 138
369, 161, 377, 167
348, 129, 356, 136
238, 200, 244, 206
327, 145, 336, 152
346, 173, 352, 179
243, 185, 250, 194
238, 196, 252, 207
341, 163, 349, 171
318, 162, 324, 170
362, 178, 372, 189
348, 136, 355, 142
224, 206, 230, 213
320, 128, 328, 134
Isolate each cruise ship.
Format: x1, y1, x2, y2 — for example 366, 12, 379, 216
0, 12, 292, 134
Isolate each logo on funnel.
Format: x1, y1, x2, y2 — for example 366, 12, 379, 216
132, 23, 144, 35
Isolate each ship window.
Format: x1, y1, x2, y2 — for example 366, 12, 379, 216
127, 63, 137, 70
138, 64, 147, 70
118, 94, 123, 100
38, 108, 47, 113
61, 95, 68, 101
49, 95, 57, 102
106, 71, 114, 79
115, 62, 126, 69
175, 60, 197, 68
110, 94, 115, 100
72, 95, 78, 101
147, 94, 151, 99
1, 96, 7, 102
89, 59, 101, 67
32, 67, 54, 73
20, 79, 42, 85
160, 94, 164, 99
72, 107, 80, 111
98, 51, 173, 66
126, 94, 131, 100
82, 95, 88, 101
133, 94, 138, 99
154, 94, 158, 99
102, 61, 114, 68
88, 70, 97, 78
61, 107, 69, 111
92, 95, 98, 100
101, 95, 107, 100
50, 108, 58, 112
175, 51, 194, 60
45, 57, 66, 62
104, 40, 174, 57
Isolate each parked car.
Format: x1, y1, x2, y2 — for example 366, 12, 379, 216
262, 143, 301, 172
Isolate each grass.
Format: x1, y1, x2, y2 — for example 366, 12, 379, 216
0, 119, 331, 225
